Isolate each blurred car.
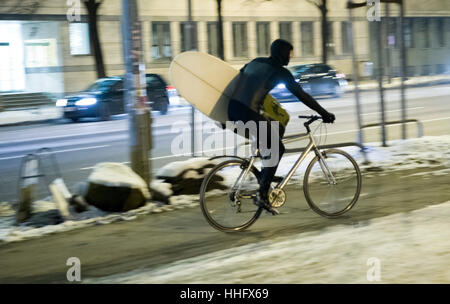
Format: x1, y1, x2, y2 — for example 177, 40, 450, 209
56, 73, 174, 122
270, 63, 348, 102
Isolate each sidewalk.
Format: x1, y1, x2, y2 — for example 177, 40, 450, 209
346, 74, 450, 92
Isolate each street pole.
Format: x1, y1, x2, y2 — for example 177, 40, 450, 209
186, 0, 196, 156
376, 18, 387, 147
385, 3, 392, 83
121, 0, 152, 185
347, 1, 364, 147
399, 0, 407, 139
217, 0, 225, 60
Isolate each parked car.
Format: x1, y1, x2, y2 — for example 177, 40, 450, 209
270, 63, 348, 102
56, 73, 174, 122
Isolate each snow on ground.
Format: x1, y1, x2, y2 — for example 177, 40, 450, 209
0, 135, 449, 244
84, 200, 450, 284
0, 107, 62, 125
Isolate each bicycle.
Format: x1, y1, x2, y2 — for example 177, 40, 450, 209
199, 115, 362, 232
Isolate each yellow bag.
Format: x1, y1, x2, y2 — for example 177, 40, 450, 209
262, 95, 290, 128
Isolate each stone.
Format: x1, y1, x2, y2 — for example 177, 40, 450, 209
84, 163, 151, 212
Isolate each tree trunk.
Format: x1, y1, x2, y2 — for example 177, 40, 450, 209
320, 0, 328, 64
85, 0, 106, 79
217, 0, 225, 60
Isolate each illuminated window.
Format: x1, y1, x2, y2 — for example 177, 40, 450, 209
69, 23, 90, 55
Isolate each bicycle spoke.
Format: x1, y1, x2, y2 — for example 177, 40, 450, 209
304, 149, 361, 218
200, 160, 262, 232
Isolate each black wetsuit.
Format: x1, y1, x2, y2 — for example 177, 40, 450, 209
228, 39, 332, 197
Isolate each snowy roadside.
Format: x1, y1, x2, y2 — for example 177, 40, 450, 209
84, 200, 450, 284
345, 74, 450, 92
0, 135, 449, 244
0, 106, 62, 126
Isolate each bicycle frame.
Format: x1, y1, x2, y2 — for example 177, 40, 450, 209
237, 129, 336, 196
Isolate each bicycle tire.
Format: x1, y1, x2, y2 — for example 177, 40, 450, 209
200, 159, 263, 232
303, 149, 362, 218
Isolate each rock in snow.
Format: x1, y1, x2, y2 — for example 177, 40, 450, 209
85, 163, 151, 212
156, 158, 226, 195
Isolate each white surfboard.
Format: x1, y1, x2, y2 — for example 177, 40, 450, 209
169, 51, 290, 127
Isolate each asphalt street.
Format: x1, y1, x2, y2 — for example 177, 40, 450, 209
0, 85, 449, 203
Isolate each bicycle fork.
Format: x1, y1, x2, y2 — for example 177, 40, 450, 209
315, 149, 337, 185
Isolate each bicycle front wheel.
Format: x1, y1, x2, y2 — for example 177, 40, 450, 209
200, 159, 263, 232
303, 149, 362, 218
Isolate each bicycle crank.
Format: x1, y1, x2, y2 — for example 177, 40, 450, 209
268, 189, 286, 208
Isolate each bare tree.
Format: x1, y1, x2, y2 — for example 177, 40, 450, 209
305, 0, 330, 64
252, 0, 331, 64
83, 0, 106, 79
216, 0, 225, 60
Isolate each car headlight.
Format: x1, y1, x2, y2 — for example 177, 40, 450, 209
75, 98, 97, 106
276, 83, 286, 89
56, 99, 67, 107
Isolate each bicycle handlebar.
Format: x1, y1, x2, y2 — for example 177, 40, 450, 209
298, 115, 322, 132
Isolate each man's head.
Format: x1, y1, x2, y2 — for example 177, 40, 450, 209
270, 39, 294, 66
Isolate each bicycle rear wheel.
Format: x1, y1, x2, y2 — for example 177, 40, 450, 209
303, 149, 362, 218
200, 159, 262, 232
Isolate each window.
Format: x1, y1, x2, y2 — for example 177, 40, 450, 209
404, 18, 414, 48
416, 18, 430, 48
232, 22, 248, 58
180, 22, 198, 52
387, 17, 398, 49
256, 22, 270, 56
279, 22, 292, 43
69, 23, 90, 55
207, 22, 219, 57
146, 74, 165, 89
301, 22, 314, 56
326, 21, 335, 56
436, 18, 445, 47
341, 21, 351, 54
412, 18, 430, 48
152, 22, 171, 60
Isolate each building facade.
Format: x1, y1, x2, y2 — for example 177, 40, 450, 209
0, 0, 449, 95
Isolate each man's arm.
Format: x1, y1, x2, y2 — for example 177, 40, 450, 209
283, 70, 335, 122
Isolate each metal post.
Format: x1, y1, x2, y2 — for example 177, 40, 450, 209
399, 0, 407, 139
385, 3, 392, 83
347, 1, 364, 147
121, 0, 152, 184
187, 0, 196, 156
376, 19, 387, 147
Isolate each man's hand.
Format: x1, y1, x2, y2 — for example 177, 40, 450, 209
321, 112, 336, 123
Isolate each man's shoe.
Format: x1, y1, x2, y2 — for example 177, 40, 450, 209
253, 192, 279, 215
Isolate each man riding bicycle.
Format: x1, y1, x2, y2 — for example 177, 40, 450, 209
228, 39, 336, 215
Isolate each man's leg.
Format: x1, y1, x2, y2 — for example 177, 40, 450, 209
258, 121, 285, 199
